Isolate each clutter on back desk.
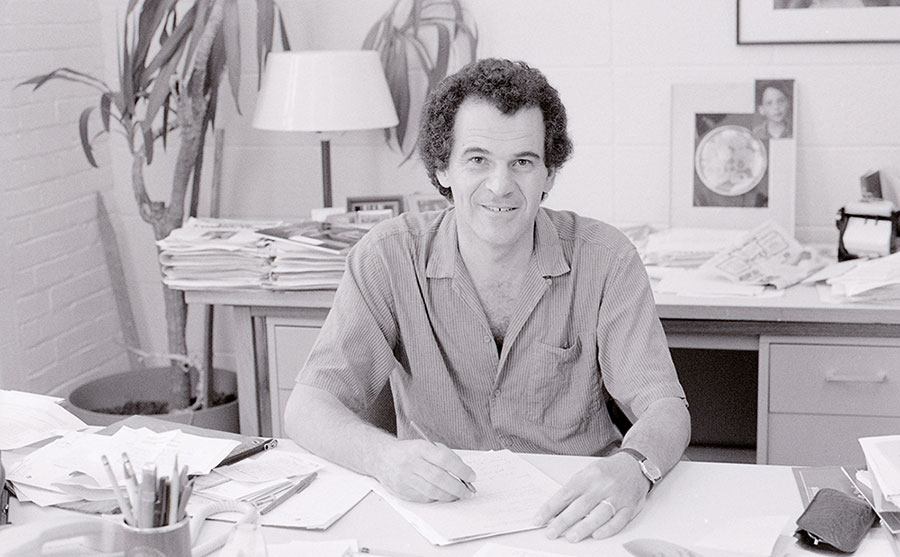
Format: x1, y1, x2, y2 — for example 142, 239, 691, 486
836, 200, 899, 261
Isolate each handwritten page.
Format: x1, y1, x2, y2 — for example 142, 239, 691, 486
0, 390, 87, 449
377, 449, 561, 545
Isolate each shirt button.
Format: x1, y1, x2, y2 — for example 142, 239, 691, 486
493, 388, 501, 398
483, 335, 491, 343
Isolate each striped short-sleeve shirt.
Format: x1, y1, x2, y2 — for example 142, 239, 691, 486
298, 207, 685, 456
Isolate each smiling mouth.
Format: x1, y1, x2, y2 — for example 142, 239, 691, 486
484, 206, 516, 212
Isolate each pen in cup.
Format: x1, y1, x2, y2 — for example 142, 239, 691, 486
409, 420, 477, 494
101, 454, 135, 525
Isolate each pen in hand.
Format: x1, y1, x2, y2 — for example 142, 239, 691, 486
409, 420, 477, 495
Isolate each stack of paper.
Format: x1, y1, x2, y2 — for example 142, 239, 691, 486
265, 242, 348, 291
258, 221, 369, 290
6, 427, 239, 507
376, 449, 560, 546
827, 252, 900, 302
858, 436, 900, 512
157, 217, 280, 290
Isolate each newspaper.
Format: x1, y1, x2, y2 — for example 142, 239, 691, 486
699, 221, 828, 289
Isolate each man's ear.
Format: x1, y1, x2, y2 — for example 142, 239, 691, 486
544, 168, 557, 195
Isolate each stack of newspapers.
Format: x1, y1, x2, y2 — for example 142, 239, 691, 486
157, 218, 370, 291
256, 222, 367, 290
156, 218, 280, 290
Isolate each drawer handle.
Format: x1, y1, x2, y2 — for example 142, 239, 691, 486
825, 372, 887, 383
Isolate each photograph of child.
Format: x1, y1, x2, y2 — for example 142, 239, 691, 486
752, 80, 794, 141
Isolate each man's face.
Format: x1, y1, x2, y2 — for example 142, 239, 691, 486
758, 87, 788, 123
437, 98, 555, 254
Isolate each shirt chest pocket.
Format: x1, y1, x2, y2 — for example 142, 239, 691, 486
526, 333, 600, 430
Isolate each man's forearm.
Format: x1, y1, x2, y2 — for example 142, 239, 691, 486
619, 397, 691, 478
283, 384, 397, 479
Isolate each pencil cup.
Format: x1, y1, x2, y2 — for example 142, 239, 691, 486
122, 517, 190, 557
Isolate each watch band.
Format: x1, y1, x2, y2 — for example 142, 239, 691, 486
618, 447, 662, 491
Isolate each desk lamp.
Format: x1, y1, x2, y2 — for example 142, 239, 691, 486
252, 51, 398, 207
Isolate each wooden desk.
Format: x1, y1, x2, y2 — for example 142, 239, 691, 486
186, 285, 900, 466
4, 456, 896, 556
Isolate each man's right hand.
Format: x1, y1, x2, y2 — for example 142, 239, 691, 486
373, 440, 476, 502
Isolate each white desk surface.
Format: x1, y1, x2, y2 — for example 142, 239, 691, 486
185, 283, 900, 326
6, 455, 895, 556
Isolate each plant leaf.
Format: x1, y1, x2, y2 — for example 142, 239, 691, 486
185, 0, 212, 73
256, 0, 274, 88
276, 6, 291, 50
18, 68, 109, 93
133, 0, 178, 76
100, 93, 112, 132
429, 23, 450, 87
121, 16, 135, 116
143, 4, 196, 85
222, 0, 242, 112
387, 37, 410, 150
162, 101, 170, 149
142, 124, 154, 165
78, 106, 98, 167
143, 33, 185, 137
362, 14, 387, 50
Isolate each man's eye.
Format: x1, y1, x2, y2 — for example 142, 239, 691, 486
514, 159, 533, 167
469, 156, 484, 164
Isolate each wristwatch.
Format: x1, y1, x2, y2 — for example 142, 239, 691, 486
618, 448, 662, 491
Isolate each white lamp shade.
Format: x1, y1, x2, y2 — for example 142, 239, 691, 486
252, 50, 399, 132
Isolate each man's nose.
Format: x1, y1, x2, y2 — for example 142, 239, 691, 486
485, 166, 515, 196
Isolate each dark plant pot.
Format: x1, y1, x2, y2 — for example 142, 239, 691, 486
66, 367, 239, 433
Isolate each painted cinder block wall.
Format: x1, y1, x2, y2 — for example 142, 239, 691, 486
3, 0, 900, 395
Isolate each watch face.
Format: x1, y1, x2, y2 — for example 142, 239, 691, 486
641, 460, 662, 483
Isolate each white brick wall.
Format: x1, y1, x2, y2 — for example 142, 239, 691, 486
0, 0, 130, 394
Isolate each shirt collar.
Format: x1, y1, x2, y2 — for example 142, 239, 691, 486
425, 208, 570, 279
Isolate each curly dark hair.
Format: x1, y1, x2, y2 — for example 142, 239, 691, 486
418, 58, 573, 200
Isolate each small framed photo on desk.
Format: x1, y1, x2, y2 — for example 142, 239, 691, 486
346, 195, 405, 217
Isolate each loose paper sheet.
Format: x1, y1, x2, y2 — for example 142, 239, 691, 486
0, 390, 87, 450
377, 449, 561, 545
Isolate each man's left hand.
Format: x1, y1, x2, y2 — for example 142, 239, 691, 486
534, 452, 650, 542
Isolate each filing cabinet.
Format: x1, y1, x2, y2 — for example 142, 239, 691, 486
759, 336, 900, 466
266, 317, 327, 437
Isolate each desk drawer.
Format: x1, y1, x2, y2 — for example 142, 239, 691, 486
768, 342, 900, 417
767, 413, 900, 466
272, 324, 321, 386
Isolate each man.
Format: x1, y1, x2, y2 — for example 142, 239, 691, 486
285, 58, 690, 543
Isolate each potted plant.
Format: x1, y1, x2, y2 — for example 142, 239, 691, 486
21, 0, 291, 427
363, 0, 478, 162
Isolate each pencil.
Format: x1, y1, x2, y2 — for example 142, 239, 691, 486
259, 472, 317, 515
409, 421, 477, 494
101, 454, 135, 525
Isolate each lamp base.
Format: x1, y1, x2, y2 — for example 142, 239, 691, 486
320, 139, 332, 208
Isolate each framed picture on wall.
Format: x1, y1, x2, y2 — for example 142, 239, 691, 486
346, 195, 405, 216
737, 0, 900, 44
670, 80, 797, 234
404, 191, 451, 213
